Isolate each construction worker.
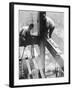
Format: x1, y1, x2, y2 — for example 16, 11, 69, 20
19, 24, 34, 79
19, 23, 34, 58
19, 24, 34, 42
41, 12, 55, 39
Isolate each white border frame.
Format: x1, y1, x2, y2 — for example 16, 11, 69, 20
14, 4, 69, 86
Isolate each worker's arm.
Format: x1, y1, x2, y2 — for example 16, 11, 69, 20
46, 16, 55, 28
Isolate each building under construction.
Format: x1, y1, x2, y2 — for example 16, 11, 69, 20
19, 11, 64, 79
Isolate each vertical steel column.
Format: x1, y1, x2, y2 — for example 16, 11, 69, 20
38, 12, 46, 78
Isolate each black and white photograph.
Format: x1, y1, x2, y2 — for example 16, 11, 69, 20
9, 2, 70, 87
19, 10, 64, 79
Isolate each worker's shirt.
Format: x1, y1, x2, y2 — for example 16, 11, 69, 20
46, 16, 55, 28
20, 26, 29, 36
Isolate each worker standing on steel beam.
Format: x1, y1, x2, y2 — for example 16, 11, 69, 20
19, 24, 34, 79
19, 23, 34, 58
42, 12, 55, 39
19, 24, 34, 42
